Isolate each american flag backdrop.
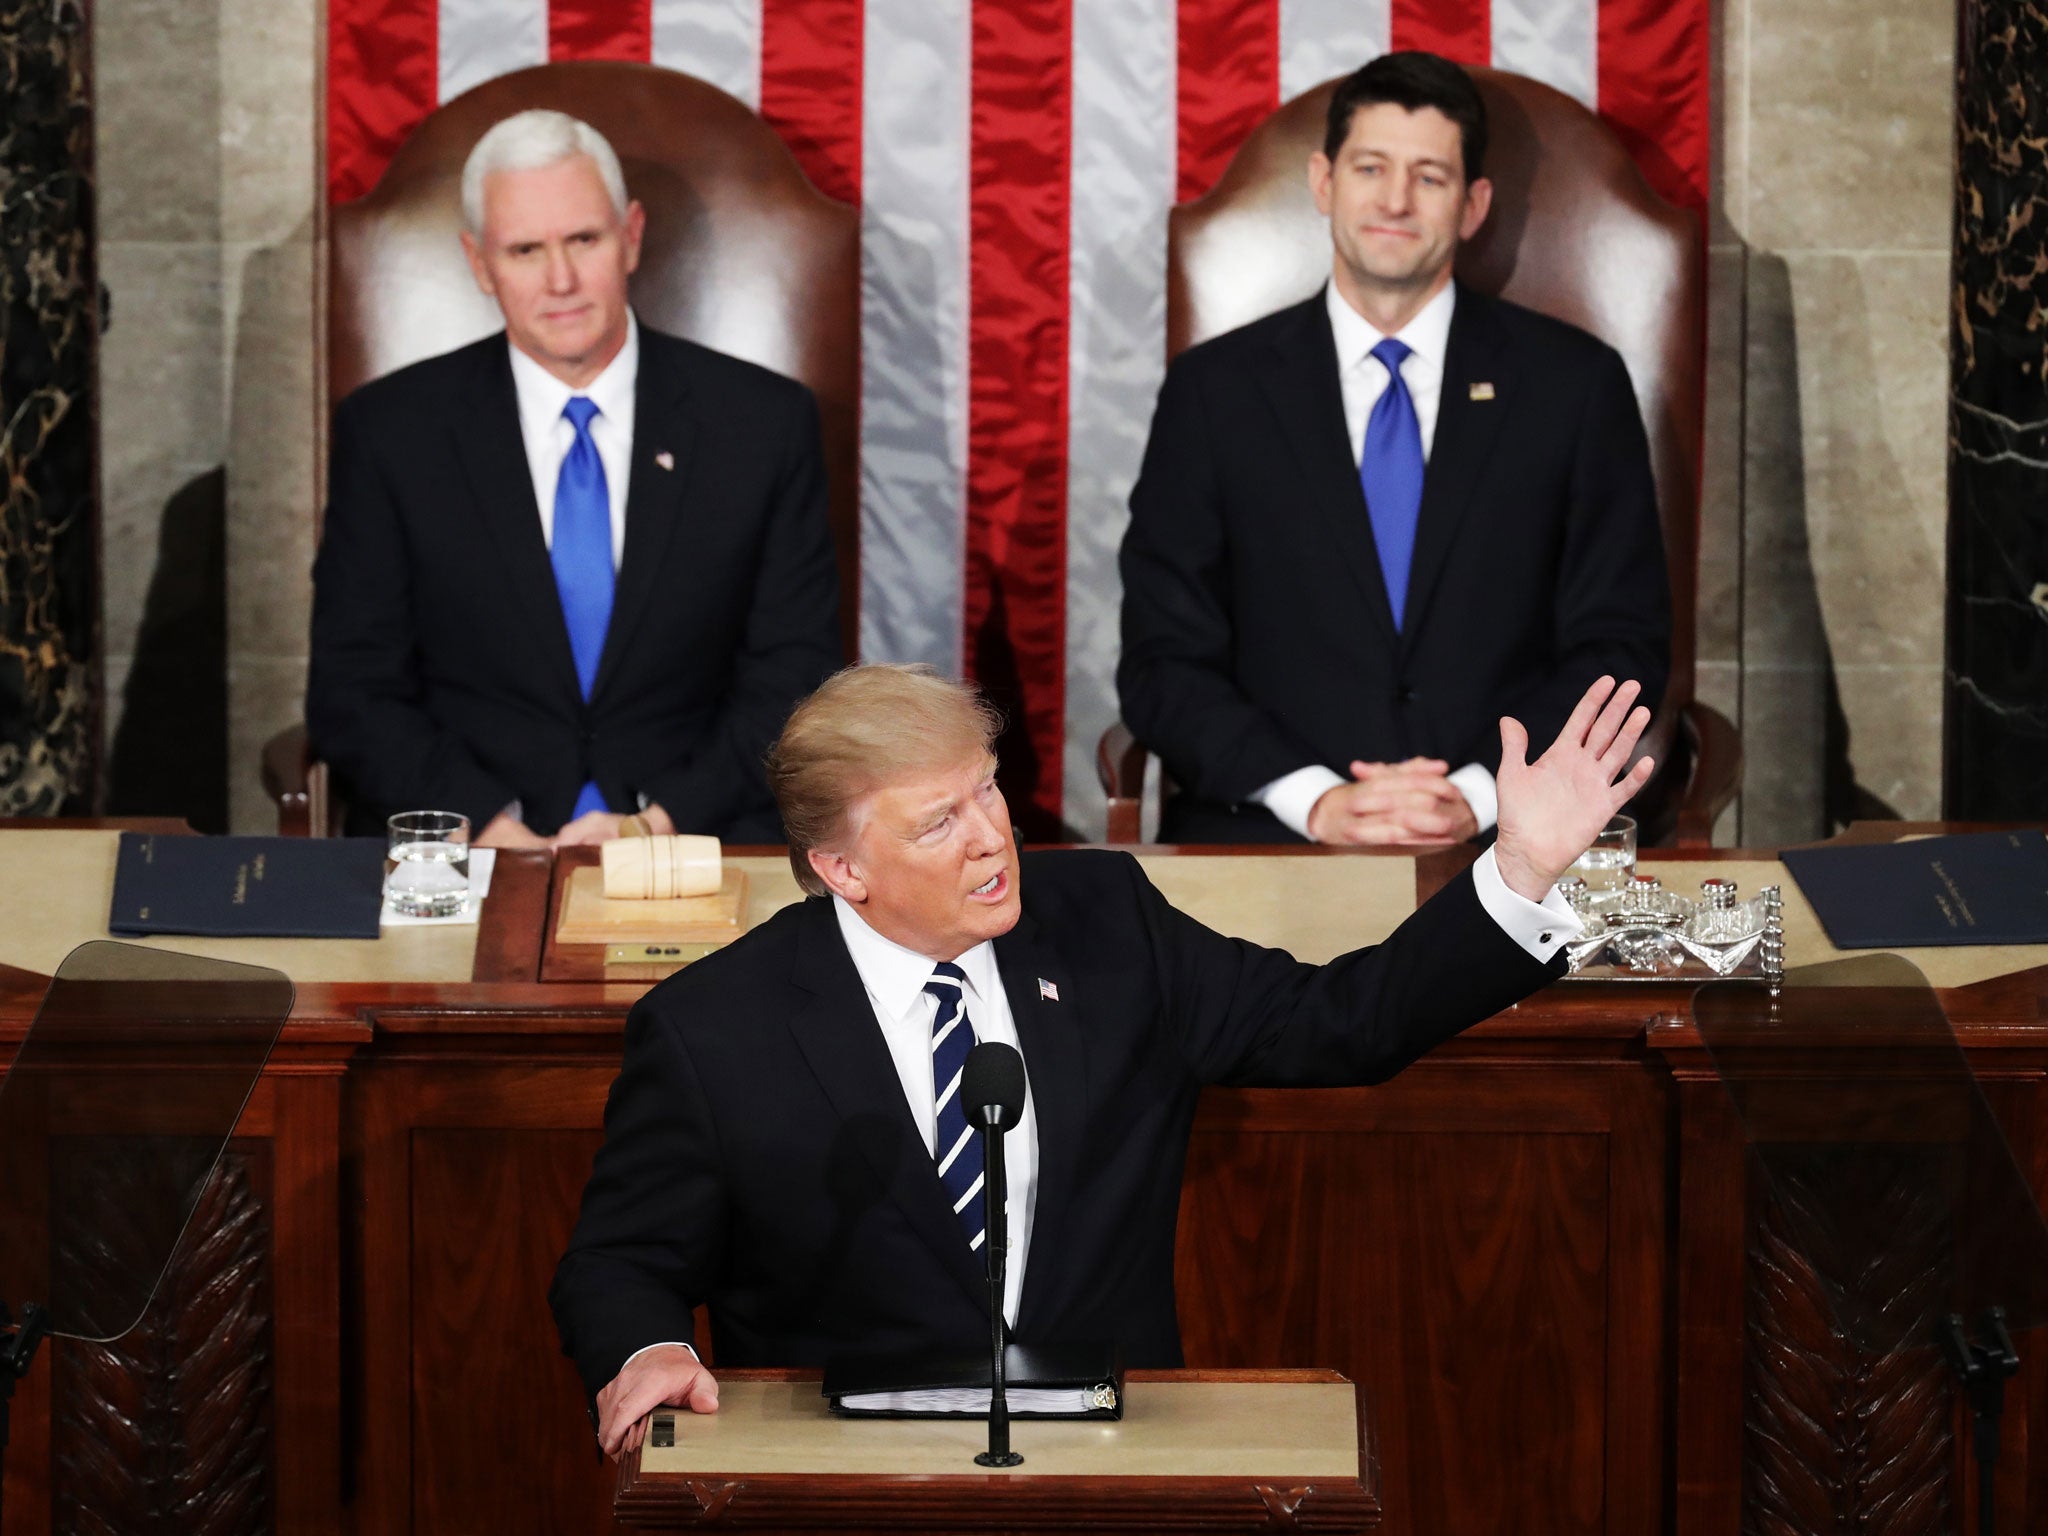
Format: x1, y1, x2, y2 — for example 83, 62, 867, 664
328, 0, 1708, 838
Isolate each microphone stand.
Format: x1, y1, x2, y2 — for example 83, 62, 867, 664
972, 1108, 1023, 1469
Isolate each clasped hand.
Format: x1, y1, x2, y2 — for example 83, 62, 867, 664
1306, 757, 1480, 846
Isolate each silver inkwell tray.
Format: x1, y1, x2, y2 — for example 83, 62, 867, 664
1557, 873, 1786, 991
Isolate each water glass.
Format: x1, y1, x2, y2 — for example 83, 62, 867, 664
385, 811, 470, 918
1568, 814, 1637, 893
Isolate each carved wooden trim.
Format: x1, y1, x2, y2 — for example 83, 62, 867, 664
51, 1148, 274, 1536
1743, 1150, 1954, 1536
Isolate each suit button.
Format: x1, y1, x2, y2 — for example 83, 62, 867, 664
1395, 685, 1416, 704
580, 729, 596, 746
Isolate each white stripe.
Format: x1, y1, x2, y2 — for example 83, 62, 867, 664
952, 1171, 984, 1214
651, 0, 762, 108
931, 1014, 964, 1055
1278, 0, 1390, 100
937, 1124, 975, 1176
969, 1229, 986, 1251
438, 0, 545, 101
1491, 0, 1597, 108
1062, 0, 1175, 838
858, 0, 971, 672
935, 1064, 963, 1112
926, 971, 962, 990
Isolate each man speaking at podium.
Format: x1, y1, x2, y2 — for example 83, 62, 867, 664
551, 663, 1652, 1458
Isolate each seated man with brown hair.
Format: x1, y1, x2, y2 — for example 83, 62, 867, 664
551, 660, 1654, 1457
1118, 51, 1669, 848
308, 109, 842, 846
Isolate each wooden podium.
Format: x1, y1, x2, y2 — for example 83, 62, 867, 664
612, 1369, 1379, 1533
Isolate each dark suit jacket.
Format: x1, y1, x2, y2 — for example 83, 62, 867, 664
307, 325, 843, 839
549, 848, 1558, 1399
1118, 286, 1670, 843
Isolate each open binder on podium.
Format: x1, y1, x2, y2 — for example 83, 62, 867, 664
1692, 955, 2048, 1536
0, 942, 293, 1524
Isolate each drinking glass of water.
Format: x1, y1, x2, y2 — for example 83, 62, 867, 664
385, 811, 470, 918
1568, 814, 1637, 893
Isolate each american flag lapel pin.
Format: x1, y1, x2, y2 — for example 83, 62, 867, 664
654, 450, 675, 471
1469, 382, 1495, 401
1038, 978, 1059, 1003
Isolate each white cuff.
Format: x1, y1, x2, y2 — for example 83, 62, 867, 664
622, 1340, 700, 1371
1469, 846, 1581, 962
1251, 765, 1347, 840
1446, 764, 1498, 834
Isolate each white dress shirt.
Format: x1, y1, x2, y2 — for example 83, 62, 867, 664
507, 312, 639, 569
1252, 280, 1499, 837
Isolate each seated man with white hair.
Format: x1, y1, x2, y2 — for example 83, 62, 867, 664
309, 109, 842, 845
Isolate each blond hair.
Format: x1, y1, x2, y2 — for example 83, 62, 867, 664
768, 665, 1004, 897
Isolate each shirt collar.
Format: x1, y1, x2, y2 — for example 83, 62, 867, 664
831, 894, 1002, 1026
1325, 278, 1457, 375
508, 309, 640, 442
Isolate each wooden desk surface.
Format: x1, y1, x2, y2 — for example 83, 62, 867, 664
615, 1369, 1377, 1533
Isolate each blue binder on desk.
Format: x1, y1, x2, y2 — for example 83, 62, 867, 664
108, 833, 387, 940
1780, 829, 2048, 949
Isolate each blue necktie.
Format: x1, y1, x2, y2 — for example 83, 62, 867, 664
925, 962, 987, 1254
552, 396, 613, 820
1360, 337, 1425, 630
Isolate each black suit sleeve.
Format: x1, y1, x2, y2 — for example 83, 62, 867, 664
550, 993, 728, 1404
1117, 358, 1327, 804
636, 385, 843, 832
1470, 347, 1670, 774
1131, 856, 1560, 1087
307, 393, 521, 829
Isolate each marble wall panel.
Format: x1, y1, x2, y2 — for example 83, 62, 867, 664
93, 0, 220, 244
1698, 247, 1746, 671
218, 0, 318, 248
1743, 0, 1953, 255
1784, 252, 1948, 672
97, 244, 224, 663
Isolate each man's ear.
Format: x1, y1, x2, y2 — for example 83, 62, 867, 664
1459, 176, 1493, 242
807, 845, 866, 904
621, 199, 647, 274
459, 230, 497, 299
1308, 151, 1335, 218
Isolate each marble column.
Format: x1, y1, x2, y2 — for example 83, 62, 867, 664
0, 0, 97, 814
1946, 0, 2048, 816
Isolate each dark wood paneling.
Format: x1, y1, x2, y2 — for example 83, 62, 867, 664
409, 1128, 610, 1532
1176, 1062, 1660, 1536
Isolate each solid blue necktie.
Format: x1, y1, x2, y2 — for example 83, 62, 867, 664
552, 396, 613, 819
925, 962, 987, 1254
1360, 337, 1425, 631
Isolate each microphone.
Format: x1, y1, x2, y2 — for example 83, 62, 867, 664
963, 1041, 1026, 1468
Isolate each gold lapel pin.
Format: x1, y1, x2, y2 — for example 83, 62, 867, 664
1469, 382, 1496, 401
654, 450, 675, 471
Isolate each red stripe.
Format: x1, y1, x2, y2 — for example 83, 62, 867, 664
1389, 0, 1490, 66
761, 0, 864, 203
549, 0, 652, 62
327, 0, 437, 202
1598, 0, 1711, 212
1175, 0, 1278, 203
966, 0, 1071, 835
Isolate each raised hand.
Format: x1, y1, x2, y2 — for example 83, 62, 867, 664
1492, 677, 1655, 902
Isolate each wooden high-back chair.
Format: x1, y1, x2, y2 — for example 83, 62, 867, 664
267, 61, 859, 834
1099, 68, 1739, 845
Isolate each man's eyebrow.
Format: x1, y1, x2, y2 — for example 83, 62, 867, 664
908, 796, 959, 836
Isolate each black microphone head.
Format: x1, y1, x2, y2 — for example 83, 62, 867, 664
962, 1041, 1027, 1132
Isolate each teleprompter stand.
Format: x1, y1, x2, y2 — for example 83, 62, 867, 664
1693, 955, 2048, 1536
0, 943, 291, 1525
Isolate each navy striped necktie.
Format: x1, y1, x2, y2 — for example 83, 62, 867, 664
924, 961, 986, 1253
